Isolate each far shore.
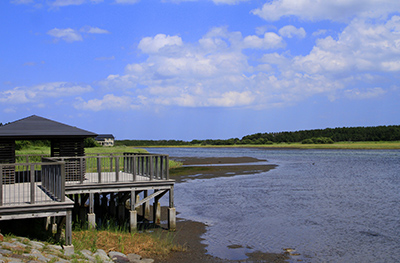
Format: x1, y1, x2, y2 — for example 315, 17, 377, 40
135, 140, 400, 149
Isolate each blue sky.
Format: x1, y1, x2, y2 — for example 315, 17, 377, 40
1, 0, 400, 140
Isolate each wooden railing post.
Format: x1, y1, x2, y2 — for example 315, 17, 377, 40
166, 155, 169, 180
132, 156, 136, 181
30, 164, 35, 204
115, 157, 119, 182
97, 157, 102, 183
60, 162, 65, 202
150, 156, 154, 181
0, 165, 3, 206
80, 158, 84, 184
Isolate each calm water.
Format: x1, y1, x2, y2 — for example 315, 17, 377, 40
145, 147, 400, 262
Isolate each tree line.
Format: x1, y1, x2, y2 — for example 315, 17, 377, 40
115, 125, 400, 146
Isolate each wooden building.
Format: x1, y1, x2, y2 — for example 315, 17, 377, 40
0, 115, 175, 250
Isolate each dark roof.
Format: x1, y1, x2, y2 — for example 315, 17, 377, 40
0, 115, 97, 140
95, 134, 115, 140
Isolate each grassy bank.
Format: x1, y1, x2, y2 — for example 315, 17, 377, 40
72, 228, 184, 259
143, 141, 400, 149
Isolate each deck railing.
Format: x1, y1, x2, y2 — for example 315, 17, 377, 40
0, 161, 65, 206
44, 153, 169, 184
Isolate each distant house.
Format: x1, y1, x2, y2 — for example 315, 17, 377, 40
95, 134, 115, 146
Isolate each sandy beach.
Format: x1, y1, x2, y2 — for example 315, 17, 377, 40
156, 156, 289, 263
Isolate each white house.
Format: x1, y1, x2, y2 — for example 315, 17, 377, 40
95, 134, 115, 146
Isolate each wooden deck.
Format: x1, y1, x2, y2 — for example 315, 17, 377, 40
0, 153, 176, 245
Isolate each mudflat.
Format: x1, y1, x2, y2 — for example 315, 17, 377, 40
160, 156, 289, 263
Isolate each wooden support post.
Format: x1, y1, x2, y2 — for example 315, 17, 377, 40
143, 190, 150, 219
153, 198, 161, 226
88, 193, 95, 229
65, 210, 72, 246
117, 193, 125, 224
168, 207, 176, 231
168, 186, 175, 230
109, 193, 116, 217
130, 191, 137, 232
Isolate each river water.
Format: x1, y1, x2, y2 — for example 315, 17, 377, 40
145, 147, 400, 262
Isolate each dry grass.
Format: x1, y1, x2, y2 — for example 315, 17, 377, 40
72, 229, 184, 258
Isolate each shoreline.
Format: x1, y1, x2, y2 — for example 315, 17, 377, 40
138, 141, 400, 149
162, 156, 289, 263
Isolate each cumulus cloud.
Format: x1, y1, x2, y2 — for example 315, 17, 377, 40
138, 34, 183, 53
0, 82, 93, 104
75, 94, 135, 111
293, 17, 400, 75
279, 25, 306, 38
10, 0, 34, 4
47, 26, 109, 42
162, 0, 249, 4
243, 32, 285, 49
90, 16, 400, 111
80, 26, 110, 34
47, 28, 82, 42
344, 87, 386, 99
252, 0, 400, 22
48, 0, 102, 7
114, 0, 140, 4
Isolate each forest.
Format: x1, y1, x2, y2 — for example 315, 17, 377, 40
115, 125, 400, 146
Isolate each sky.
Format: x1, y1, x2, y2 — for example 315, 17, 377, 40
1, 0, 400, 140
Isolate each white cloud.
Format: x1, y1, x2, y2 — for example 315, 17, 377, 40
293, 17, 400, 75
114, 0, 140, 4
243, 32, 285, 49
80, 26, 110, 34
207, 91, 255, 107
93, 18, 400, 111
10, 0, 34, 4
47, 0, 102, 7
0, 82, 92, 104
344, 87, 386, 99
75, 94, 135, 111
49, 0, 85, 7
252, 0, 400, 22
162, 0, 249, 4
138, 34, 183, 53
47, 26, 109, 42
47, 28, 82, 42
279, 25, 306, 38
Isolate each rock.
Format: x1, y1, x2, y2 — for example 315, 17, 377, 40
109, 251, 129, 262
94, 249, 113, 262
0, 249, 12, 255
47, 244, 63, 251
29, 241, 45, 250
81, 249, 96, 261
127, 253, 142, 261
141, 258, 154, 263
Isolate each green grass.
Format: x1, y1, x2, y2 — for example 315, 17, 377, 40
84, 146, 148, 155
72, 227, 184, 259
251, 141, 400, 149
146, 141, 400, 149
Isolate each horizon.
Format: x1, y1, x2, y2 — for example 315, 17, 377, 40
1, 1, 400, 141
